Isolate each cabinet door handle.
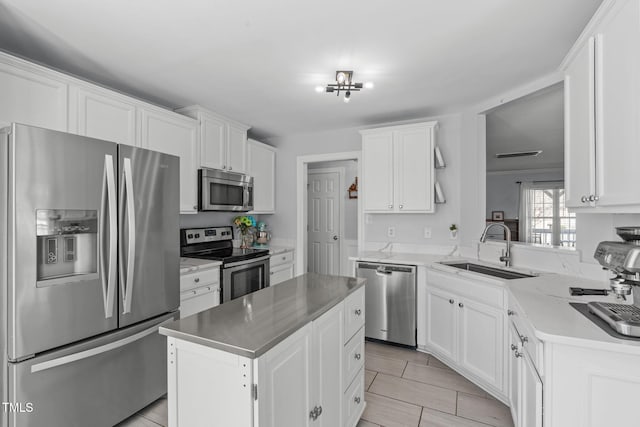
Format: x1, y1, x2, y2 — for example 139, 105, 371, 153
581, 196, 588, 203
388, 204, 393, 209
355, 309, 362, 316
458, 303, 464, 308
193, 205, 198, 210
222, 165, 227, 169
309, 407, 317, 420
507, 309, 515, 316
589, 194, 599, 202
354, 396, 361, 404
194, 277, 200, 283
354, 353, 361, 360
510, 344, 518, 351
520, 335, 528, 344
399, 204, 403, 209
449, 299, 454, 304
514, 350, 523, 358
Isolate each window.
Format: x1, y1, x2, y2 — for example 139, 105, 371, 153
519, 181, 576, 247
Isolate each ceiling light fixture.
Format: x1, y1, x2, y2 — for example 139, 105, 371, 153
495, 150, 543, 159
322, 70, 370, 102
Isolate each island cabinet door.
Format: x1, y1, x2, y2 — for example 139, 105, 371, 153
258, 323, 313, 427
311, 302, 345, 427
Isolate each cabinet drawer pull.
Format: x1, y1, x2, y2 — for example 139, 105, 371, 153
581, 195, 588, 203
514, 350, 523, 358
399, 204, 403, 209
388, 204, 393, 209
458, 303, 464, 308
507, 309, 515, 316
520, 335, 528, 344
194, 277, 200, 283
229, 166, 233, 171
510, 344, 518, 351
192, 290, 197, 295
354, 309, 362, 316
354, 353, 361, 360
449, 299, 454, 304
354, 396, 361, 404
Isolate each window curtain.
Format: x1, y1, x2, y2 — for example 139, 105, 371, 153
518, 180, 564, 243
518, 181, 535, 243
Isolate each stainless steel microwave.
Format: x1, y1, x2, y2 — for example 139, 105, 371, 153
198, 168, 254, 211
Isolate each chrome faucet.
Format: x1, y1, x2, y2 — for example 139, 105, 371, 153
480, 222, 512, 267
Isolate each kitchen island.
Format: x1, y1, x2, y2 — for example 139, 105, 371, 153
159, 273, 366, 427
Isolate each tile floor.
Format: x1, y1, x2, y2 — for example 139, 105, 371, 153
116, 341, 513, 427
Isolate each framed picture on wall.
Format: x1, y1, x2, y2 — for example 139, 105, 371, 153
491, 211, 504, 221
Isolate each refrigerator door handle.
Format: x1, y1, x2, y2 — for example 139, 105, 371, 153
100, 155, 117, 319
119, 157, 136, 314
30, 318, 174, 373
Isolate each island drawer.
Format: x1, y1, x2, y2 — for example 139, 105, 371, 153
343, 327, 365, 389
344, 287, 365, 342
343, 368, 365, 427
508, 298, 543, 376
180, 267, 220, 292
270, 250, 294, 268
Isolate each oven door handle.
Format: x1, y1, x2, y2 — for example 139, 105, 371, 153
224, 255, 270, 269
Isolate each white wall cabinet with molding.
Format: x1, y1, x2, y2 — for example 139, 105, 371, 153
139, 107, 199, 214
0, 53, 68, 131
177, 106, 250, 174
563, 0, 640, 211
360, 122, 436, 213
248, 138, 276, 214
68, 84, 138, 146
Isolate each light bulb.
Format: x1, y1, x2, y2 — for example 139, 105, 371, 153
336, 72, 346, 84
364, 82, 374, 89
315, 86, 324, 93
344, 91, 351, 103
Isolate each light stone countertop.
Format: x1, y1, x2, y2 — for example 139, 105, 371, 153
159, 273, 365, 358
179, 257, 222, 274
267, 245, 294, 255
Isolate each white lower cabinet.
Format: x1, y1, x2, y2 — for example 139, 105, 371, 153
179, 266, 220, 319
508, 320, 542, 427
269, 250, 295, 285
167, 287, 366, 427
421, 269, 506, 399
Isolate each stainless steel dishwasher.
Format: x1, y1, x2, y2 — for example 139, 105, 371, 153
356, 262, 417, 347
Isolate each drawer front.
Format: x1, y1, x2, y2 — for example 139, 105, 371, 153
508, 297, 543, 376
344, 287, 366, 343
180, 267, 220, 292
270, 264, 294, 286
270, 250, 294, 268
343, 368, 365, 427
428, 269, 504, 308
180, 284, 220, 319
343, 327, 365, 390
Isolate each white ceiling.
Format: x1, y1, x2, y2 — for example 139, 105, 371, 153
0, 0, 602, 139
486, 82, 564, 172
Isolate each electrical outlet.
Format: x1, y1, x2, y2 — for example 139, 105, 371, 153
387, 227, 395, 238
423, 227, 432, 238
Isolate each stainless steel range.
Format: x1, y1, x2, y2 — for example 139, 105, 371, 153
589, 227, 640, 337
180, 226, 270, 302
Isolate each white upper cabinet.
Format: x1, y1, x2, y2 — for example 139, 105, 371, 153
68, 84, 138, 146
248, 138, 276, 214
0, 53, 68, 131
139, 107, 199, 214
360, 122, 436, 213
178, 106, 250, 174
563, 0, 640, 211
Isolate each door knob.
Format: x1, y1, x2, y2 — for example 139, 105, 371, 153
333, 235, 339, 241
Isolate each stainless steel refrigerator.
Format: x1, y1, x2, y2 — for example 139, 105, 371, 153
0, 123, 180, 427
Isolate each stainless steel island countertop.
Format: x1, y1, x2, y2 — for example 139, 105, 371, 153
159, 273, 365, 358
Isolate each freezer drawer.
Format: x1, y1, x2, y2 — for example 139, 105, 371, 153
6, 312, 176, 427
356, 262, 417, 347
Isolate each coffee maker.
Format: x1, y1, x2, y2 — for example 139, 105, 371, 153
589, 227, 640, 336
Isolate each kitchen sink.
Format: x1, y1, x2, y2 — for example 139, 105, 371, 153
438, 262, 535, 280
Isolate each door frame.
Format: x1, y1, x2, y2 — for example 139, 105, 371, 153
296, 152, 362, 276
307, 167, 345, 275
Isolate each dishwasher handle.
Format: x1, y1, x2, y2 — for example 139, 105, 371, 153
375, 266, 392, 276
356, 262, 416, 274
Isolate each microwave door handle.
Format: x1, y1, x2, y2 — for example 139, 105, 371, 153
100, 154, 117, 319
119, 158, 136, 314
244, 187, 249, 210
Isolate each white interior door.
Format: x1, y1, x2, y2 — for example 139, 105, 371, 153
307, 170, 341, 275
